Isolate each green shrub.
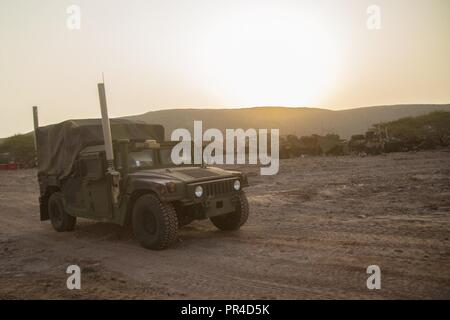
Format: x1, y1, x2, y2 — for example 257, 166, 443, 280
0, 133, 36, 167
380, 111, 450, 149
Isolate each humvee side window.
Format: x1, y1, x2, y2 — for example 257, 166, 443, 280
128, 150, 155, 168
84, 157, 104, 180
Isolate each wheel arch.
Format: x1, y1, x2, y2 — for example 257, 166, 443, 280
124, 189, 160, 227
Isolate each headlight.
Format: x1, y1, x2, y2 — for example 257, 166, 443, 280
165, 182, 176, 193
194, 185, 203, 198
233, 180, 241, 191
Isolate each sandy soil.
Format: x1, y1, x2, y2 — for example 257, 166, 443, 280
1, 149, 450, 299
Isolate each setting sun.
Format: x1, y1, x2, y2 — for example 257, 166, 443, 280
192, 5, 340, 106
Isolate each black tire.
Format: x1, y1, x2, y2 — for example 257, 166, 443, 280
210, 192, 249, 231
132, 194, 178, 250
48, 192, 76, 232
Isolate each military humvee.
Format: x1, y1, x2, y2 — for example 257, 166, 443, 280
34, 87, 249, 250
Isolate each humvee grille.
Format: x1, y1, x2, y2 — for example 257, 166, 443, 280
204, 180, 234, 197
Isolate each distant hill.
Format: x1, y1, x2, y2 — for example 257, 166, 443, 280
125, 104, 450, 139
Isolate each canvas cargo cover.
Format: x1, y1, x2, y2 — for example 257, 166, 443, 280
36, 119, 164, 180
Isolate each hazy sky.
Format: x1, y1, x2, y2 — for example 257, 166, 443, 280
1, 0, 449, 137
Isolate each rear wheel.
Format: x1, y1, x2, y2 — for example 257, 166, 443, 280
48, 192, 76, 232
132, 194, 178, 250
210, 192, 249, 231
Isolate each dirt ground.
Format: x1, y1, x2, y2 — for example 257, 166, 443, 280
1, 149, 450, 299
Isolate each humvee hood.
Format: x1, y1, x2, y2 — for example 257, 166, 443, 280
129, 166, 239, 183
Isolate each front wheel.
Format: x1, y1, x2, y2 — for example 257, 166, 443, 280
48, 192, 76, 232
210, 192, 249, 231
132, 194, 178, 250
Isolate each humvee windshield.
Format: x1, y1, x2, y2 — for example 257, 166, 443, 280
160, 146, 194, 166
126, 145, 192, 169
128, 150, 155, 168
159, 147, 174, 166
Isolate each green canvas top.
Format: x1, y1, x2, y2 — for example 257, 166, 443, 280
36, 118, 165, 179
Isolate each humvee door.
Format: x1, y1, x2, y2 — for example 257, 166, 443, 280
63, 147, 113, 219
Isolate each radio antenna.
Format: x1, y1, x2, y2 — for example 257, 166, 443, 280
97, 77, 121, 206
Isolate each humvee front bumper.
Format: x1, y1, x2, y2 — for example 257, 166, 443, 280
199, 196, 237, 218
178, 178, 245, 218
